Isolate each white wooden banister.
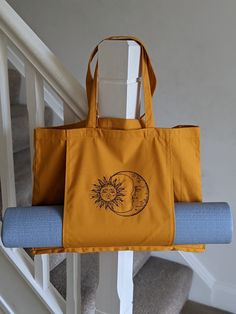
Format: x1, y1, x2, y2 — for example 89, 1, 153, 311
0, 2, 79, 312
63, 102, 82, 314
66, 253, 81, 314
25, 63, 45, 164
95, 39, 141, 314
34, 255, 50, 290
25, 61, 51, 291
0, 0, 87, 119
0, 30, 16, 213
1, 1, 142, 312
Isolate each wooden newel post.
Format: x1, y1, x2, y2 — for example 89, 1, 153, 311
95, 40, 141, 314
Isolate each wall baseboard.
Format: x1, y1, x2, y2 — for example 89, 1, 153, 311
212, 281, 236, 313
151, 251, 236, 313
179, 252, 215, 289
0, 296, 14, 314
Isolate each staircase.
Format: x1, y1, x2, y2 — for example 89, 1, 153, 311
0, 91, 193, 311
0, 1, 196, 313
0, 41, 195, 314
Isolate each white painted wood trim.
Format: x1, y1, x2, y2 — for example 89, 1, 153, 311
34, 255, 50, 291
98, 40, 141, 119
34, 72, 45, 127
181, 251, 236, 313
95, 252, 134, 314
0, 31, 16, 213
66, 253, 81, 314
0, 296, 14, 314
25, 63, 45, 162
7, 44, 64, 120
179, 252, 215, 290
117, 251, 134, 314
213, 281, 236, 313
179, 252, 236, 313
0, 0, 87, 120
63, 103, 82, 314
95, 253, 120, 314
25, 63, 50, 292
95, 39, 140, 314
7, 43, 25, 76
0, 3, 82, 311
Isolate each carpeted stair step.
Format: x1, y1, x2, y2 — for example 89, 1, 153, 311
50, 254, 98, 313
133, 252, 150, 276
50, 255, 193, 314
133, 257, 193, 314
50, 252, 151, 313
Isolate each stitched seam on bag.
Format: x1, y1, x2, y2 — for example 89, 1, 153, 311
167, 131, 174, 245
169, 131, 175, 246
68, 128, 166, 139
31, 246, 205, 254
63, 134, 69, 248
180, 135, 183, 201
197, 134, 203, 201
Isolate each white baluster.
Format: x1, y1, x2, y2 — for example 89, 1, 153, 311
25, 62, 45, 162
25, 62, 50, 289
96, 251, 134, 314
95, 40, 141, 314
63, 104, 82, 313
66, 253, 81, 314
34, 254, 50, 290
0, 31, 16, 214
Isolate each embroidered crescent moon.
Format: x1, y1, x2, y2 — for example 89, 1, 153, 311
91, 171, 149, 216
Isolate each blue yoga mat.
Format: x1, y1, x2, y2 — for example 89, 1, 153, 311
1, 202, 233, 248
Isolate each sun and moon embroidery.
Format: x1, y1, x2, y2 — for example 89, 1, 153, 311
91, 171, 149, 217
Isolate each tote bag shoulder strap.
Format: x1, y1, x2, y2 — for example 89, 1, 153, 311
86, 36, 157, 99
86, 36, 157, 128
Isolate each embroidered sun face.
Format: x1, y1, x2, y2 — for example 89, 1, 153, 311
91, 177, 125, 210
91, 172, 149, 216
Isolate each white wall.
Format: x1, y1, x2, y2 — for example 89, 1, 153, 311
6, 0, 236, 311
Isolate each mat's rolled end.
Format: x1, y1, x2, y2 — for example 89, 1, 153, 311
2, 206, 63, 248
174, 202, 233, 245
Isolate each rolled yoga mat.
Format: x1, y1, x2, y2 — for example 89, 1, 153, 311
1, 203, 233, 248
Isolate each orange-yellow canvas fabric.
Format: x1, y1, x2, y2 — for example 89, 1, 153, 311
31, 36, 204, 254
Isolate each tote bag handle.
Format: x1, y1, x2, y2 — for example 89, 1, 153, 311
86, 36, 157, 128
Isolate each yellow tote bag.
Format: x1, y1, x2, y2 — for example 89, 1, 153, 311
32, 36, 204, 254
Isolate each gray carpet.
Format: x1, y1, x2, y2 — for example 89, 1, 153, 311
133, 257, 193, 314
50, 252, 150, 300
50, 253, 99, 314
50, 256, 193, 314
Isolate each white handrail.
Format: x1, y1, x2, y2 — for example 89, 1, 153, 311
0, 0, 87, 120
0, 31, 16, 212
0, 2, 86, 312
